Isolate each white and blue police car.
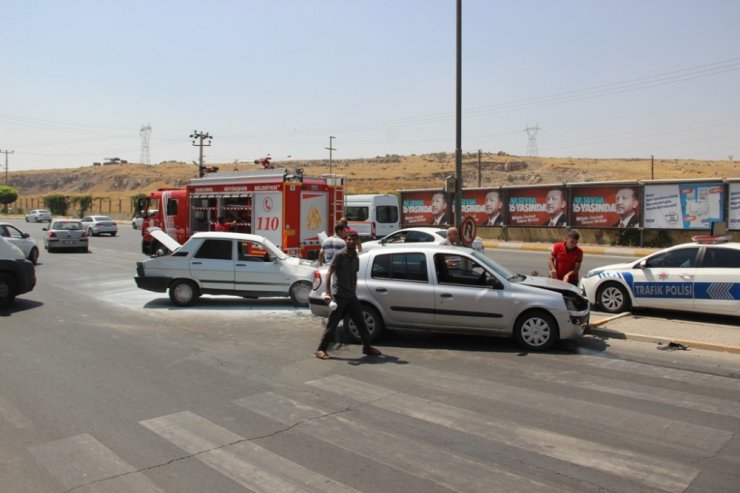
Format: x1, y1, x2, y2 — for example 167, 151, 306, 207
580, 236, 740, 316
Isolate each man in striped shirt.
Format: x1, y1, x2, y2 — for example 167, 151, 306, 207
319, 223, 347, 265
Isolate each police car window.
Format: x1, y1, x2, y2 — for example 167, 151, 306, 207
646, 247, 698, 268
701, 248, 740, 268
195, 239, 233, 260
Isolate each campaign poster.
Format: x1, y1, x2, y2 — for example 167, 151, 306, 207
644, 183, 724, 229
571, 185, 640, 229
729, 182, 740, 230
508, 187, 567, 227
400, 190, 449, 226
462, 189, 505, 227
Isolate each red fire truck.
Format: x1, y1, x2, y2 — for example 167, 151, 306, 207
138, 168, 344, 259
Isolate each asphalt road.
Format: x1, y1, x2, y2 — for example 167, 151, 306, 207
1, 219, 739, 492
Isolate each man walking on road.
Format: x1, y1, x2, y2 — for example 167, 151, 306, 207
548, 229, 583, 285
315, 231, 382, 360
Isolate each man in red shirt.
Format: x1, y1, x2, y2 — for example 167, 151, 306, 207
548, 230, 583, 285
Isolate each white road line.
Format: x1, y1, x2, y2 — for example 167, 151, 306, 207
28, 433, 164, 492
307, 375, 700, 493
141, 410, 357, 493
235, 391, 565, 493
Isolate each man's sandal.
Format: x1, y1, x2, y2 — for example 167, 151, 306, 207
315, 351, 331, 360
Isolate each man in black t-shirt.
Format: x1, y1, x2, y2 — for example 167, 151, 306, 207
315, 232, 382, 360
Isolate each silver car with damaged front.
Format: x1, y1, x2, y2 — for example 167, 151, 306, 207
309, 245, 589, 351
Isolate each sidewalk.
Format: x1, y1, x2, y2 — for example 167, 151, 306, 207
484, 240, 740, 355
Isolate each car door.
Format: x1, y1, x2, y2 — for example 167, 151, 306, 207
364, 251, 436, 326
432, 252, 511, 332
635, 247, 698, 311
188, 239, 236, 291
693, 246, 740, 315
234, 240, 287, 295
1, 225, 31, 256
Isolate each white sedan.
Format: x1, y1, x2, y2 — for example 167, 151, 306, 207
134, 228, 316, 307
80, 215, 118, 236
0, 222, 40, 264
362, 227, 484, 252
580, 238, 740, 316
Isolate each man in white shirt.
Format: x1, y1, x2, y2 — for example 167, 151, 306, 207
319, 223, 347, 265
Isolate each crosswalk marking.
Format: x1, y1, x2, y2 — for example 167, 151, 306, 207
141, 410, 357, 493
306, 375, 700, 492
28, 433, 164, 492
364, 363, 732, 454
235, 391, 567, 493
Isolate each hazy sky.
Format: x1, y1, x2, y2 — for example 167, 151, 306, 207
3, 0, 740, 171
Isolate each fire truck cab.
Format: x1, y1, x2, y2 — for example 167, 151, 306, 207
140, 168, 344, 259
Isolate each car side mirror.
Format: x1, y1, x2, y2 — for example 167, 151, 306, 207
22, 233, 30, 238
42, 227, 48, 231
488, 277, 503, 290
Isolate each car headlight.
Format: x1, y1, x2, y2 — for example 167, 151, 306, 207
563, 291, 589, 311
583, 269, 602, 279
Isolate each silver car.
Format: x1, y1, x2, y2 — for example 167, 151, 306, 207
135, 228, 316, 307
0, 222, 40, 264
43, 220, 89, 253
80, 215, 118, 236
25, 209, 52, 223
309, 245, 589, 351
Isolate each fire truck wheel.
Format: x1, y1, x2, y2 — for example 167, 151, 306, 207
169, 279, 200, 307
289, 281, 311, 307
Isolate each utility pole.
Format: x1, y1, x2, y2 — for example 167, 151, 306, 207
325, 136, 336, 174
454, 0, 463, 230
650, 154, 654, 179
0, 149, 14, 185
477, 149, 482, 187
189, 131, 212, 178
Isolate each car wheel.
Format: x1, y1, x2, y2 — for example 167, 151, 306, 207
597, 282, 631, 313
345, 304, 384, 344
169, 279, 200, 307
28, 247, 39, 265
110, 232, 117, 237
514, 310, 559, 351
25, 217, 29, 223
88, 227, 95, 236
132, 223, 137, 230
289, 281, 311, 307
0, 273, 17, 308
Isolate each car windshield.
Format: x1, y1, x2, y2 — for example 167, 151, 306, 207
470, 251, 517, 280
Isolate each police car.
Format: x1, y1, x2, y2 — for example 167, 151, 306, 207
580, 236, 740, 316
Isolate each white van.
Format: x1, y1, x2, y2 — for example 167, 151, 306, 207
345, 194, 400, 239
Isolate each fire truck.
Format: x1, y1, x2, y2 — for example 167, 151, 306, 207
138, 168, 344, 259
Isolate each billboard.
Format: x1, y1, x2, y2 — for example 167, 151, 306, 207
508, 187, 567, 227
644, 183, 724, 229
571, 185, 640, 229
461, 189, 505, 226
729, 182, 740, 230
400, 191, 449, 226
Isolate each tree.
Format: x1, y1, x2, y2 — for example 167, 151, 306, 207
43, 194, 69, 216
70, 195, 94, 218
0, 185, 18, 214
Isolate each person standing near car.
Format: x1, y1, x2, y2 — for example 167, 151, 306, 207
319, 223, 346, 265
548, 229, 583, 285
315, 231, 382, 360
440, 226, 460, 246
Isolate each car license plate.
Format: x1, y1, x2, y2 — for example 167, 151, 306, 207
62, 240, 75, 245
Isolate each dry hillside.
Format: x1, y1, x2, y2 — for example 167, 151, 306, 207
8, 152, 739, 210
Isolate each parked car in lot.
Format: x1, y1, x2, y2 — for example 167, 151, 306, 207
25, 209, 52, 223
0, 235, 36, 307
0, 222, 40, 264
309, 245, 589, 351
580, 237, 740, 316
80, 215, 118, 236
362, 227, 484, 252
43, 219, 89, 253
135, 228, 316, 307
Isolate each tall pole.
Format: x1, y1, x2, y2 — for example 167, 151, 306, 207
189, 131, 212, 178
454, 0, 463, 230
477, 149, 482, 187
650, 154, 654, 179
0, 149, 14, 185
325, 136, 336, 174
